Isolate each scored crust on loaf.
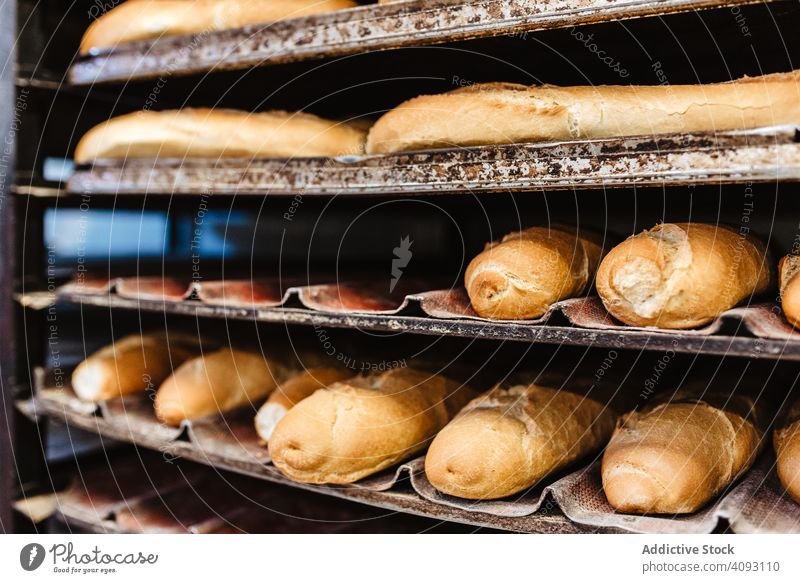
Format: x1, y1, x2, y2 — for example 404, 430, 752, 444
424, 383, 617, 500
365, 71, 800, 154
596, 223, 771, 329
74, 108, 368, 163
268, 367, 476, 484
602, 393, 764, 514
80, 0, 358, 53
464, 225, 605, 320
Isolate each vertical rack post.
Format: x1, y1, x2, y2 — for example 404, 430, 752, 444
0, 0, 18, 533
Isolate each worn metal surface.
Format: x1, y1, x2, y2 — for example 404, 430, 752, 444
36, 283, 800, 360
67, 126, 800, 196
69, 0, 770, 84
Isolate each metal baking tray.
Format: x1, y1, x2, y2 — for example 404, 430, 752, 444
67, 126, 800, 196
18, 273, 800, 360
34, 368, 800, 533
68, 0, 771, 85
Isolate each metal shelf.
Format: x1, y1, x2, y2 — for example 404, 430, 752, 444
69, 0, 772, 85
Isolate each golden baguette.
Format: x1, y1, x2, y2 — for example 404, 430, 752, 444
602, 392, 765, 514
596, 223, 770, 329
366, 71, 800, 154
425, 383, 617, 499
72, 332, 198, 402
779, 255, 800, 328
465, 225, 605, 319
74, 108, 367, 163
269, 368, 476, 484
774, 398, 800, 503
155, 347, 291, 426
81, 0, 357, 53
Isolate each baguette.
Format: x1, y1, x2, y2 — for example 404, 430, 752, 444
365, 71, 800, 154
465, 225, 605, 319
595, 223, 770, 329
155, 347, 290, 426
774, 398, 800, 503
269, 368, 476, 484
602, 392, 765, 514
425, 383, 617, 499
74, 108, 367, 164
254, 367, 352, 442
81, 0, 357, 53
72, 332, 198, 402
779, 255, 800, 328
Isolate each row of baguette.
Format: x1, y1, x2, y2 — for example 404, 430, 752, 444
467, 222, 800, 330
71, 332, 800, 514
74, 68, 800, 162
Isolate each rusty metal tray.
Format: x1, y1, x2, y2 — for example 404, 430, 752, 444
25, 273, 800, 360
67, 126, 800, 196
34, 369, 800, 533
69, 0, 771, 85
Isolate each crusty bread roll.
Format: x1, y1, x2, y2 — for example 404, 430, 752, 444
779, 255, 800, 328
74, 108, 367, 164
155, 347, 290, 426
254, 367, 352, 442
366, 71, 800, 154
774, 398, 800, 503
602, 392, 765, 514
425, 383, 617, 499
80, 0, 357, 53
269, 368, 476, 484
465, 225, 605, 319
72, 332, 199, 402
595, 223, 770, 329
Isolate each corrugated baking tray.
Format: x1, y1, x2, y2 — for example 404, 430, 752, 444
68, 0, 771, 85
67, 126, 800, 196
28, 274, 800, 360
35, 369, 800, 533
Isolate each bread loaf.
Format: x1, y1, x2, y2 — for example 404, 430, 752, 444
602, 392, 765, 514
269, 368, 476, 484
72, 332, 198, 402
81, 0, 357, 53
774, 398, 800, 503
595, 223, 770, 329
74, 108, 367, 163
155, 347, 290, 426
425, 383, 617, 499
254, 367, 352, 442
366, 71, 800, 154
465, 225, 605, 319
779, 255, 800, 328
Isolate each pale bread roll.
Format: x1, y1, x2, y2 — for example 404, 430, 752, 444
74, 108, 367, 163
595, 223, 770, 329
774, 398, 800, 503
72, 332, 198, 402
155, 347, 290, 426
254, 367, 352, 442
81, 0, 357, 53
269, 368, 476, 484
365, 71, 800, 154
602, 392, 764, 514
779, 255, 800, 328
425, 383, 617, 499
465, 225, 605, 319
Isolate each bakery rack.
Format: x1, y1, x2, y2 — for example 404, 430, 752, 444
4, 0, 800, 534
